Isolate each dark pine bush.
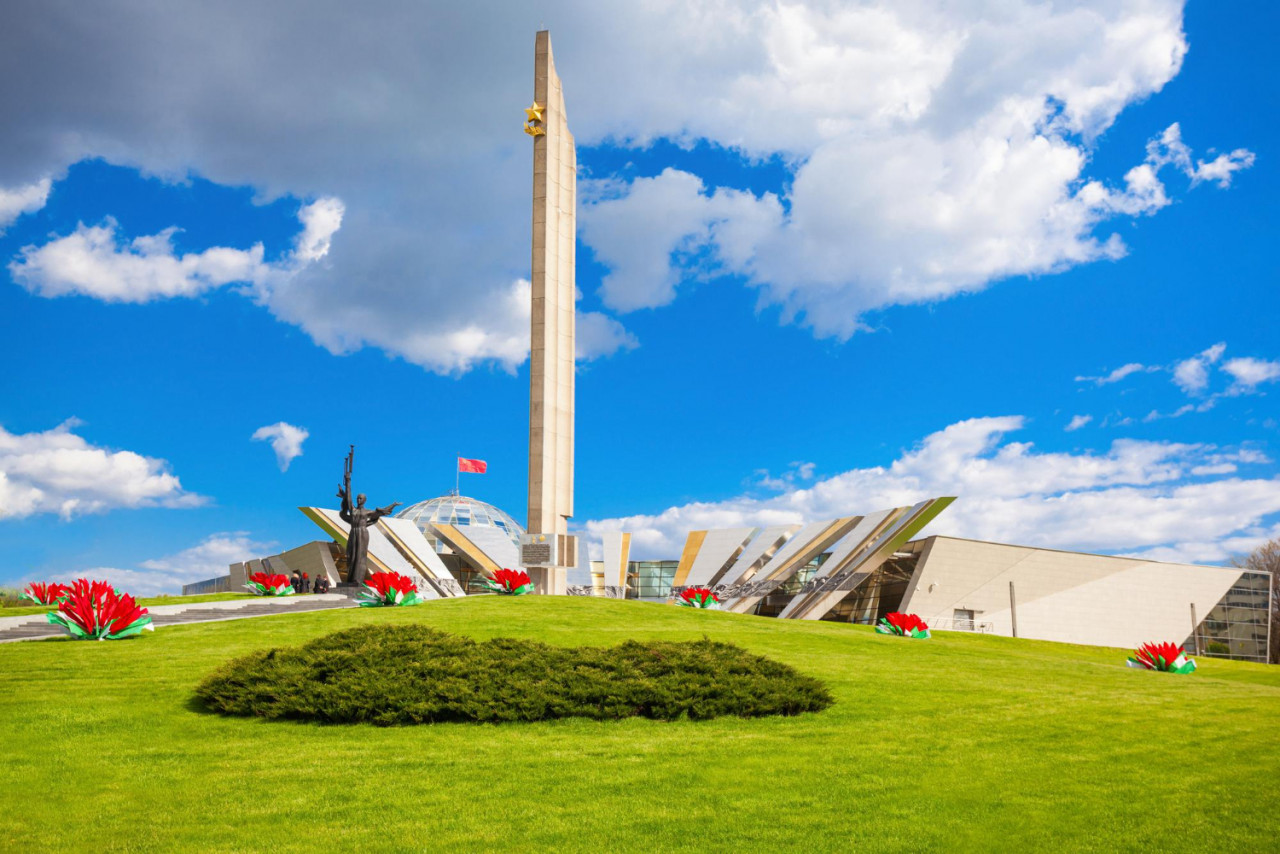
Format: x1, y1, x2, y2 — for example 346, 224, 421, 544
195, 624, 832, 725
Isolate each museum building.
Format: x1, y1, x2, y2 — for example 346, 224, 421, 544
186, 490, 1271, 664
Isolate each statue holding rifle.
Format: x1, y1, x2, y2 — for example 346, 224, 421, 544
337, 445, 400, 585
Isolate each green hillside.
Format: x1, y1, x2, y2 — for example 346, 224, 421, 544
2, 596, 1277, 853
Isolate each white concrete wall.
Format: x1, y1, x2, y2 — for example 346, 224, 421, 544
899, 537, 1245, 650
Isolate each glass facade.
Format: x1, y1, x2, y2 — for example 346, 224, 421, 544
396, 494, 525, 553
1187, 571, 1272, 662
628, 560, 679, 599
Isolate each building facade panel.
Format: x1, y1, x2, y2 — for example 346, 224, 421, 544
601, 531, 631, 592
715, 524, 801, 588
899, 537, 1266, 656
786, 498, 954, 621
684, 527, 756, 588
723, 517, 861, 614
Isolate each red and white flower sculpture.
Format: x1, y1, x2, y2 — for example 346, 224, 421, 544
46, 578, 154, 641
677, 587, 720, 609
21, 581, 69, 606
875, 612, 931, 639
357, 571, 421, 607
481, 568, 535, 595
1127, 642, 1197, 674
245, 572, 294, 596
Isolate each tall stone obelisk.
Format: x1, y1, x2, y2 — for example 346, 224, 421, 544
522, 30, 576, 594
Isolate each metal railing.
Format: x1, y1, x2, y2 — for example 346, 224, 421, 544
927, 617, 995, 634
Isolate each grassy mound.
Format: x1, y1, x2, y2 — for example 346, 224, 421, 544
5, 596, 1279, 851
195, 623, 832, 724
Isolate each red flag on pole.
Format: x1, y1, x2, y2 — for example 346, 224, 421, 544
457, 457, 487, 474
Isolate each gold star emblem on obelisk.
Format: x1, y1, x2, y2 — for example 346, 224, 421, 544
524, 102, 546, 136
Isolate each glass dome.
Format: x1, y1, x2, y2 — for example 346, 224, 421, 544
396, 494, 525, 552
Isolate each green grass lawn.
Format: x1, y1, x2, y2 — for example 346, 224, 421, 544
1, 591, 265, 618
2, 597, 1277, 853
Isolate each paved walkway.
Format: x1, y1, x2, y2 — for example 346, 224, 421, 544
0, 594, 358, 643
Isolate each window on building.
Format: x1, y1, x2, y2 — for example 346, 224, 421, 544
627, 561, 679, 599
1189, 571, 1271, 662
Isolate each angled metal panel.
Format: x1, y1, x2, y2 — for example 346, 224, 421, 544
379, 517, 452, 581
378, 517, 458, 598
672, 530, 707, 587
684, 527, 756, 588
462, 525, 523, 572
792, 497, 955, 621
715, 524, 801, 588
429, 523, 503, 577
601, 531, 630, 589
597, 532, 631, 597
775, 507, 901, 619
808, 509, 899, 582
300, 506, 345, 543
722, 517, 862, 614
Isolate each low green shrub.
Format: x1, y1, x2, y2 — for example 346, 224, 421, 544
195, 624, 832, 725
1206, 641, 1230, 655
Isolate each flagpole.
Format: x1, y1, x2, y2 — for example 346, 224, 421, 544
455, 454, 460, 496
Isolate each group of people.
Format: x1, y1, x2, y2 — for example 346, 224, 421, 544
289, 570, 331, 594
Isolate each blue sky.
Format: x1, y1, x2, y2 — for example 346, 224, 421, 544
1, 1, 1277, 594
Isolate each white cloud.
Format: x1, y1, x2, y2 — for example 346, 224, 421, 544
1074, 362, 1151, 386
1222, 357, 1280, 393
0, 419, 204, 519
1189, 150, 1256, 188
1065, 415, 1092, 432
251, 422, 309, 471
579, 416, 1280, 562
10, 220, 266, 301
1125, 522, 1280, 565
1145, 123, 1256, 188
0, 2, 1250, 369
292, 196, 345, 263
581, 169, 783, 313
576, 310, 639, 360
43, 532, 275, 597
754, 461, 818, 491
9, 198, 340, 303
1174, 362, 1207, 392
583, 116, 1248, 336
0, 176, 51, 231
1163, 343, 1278, 403
1143, 403, 1197, 422
1172, 341, 1226, 394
